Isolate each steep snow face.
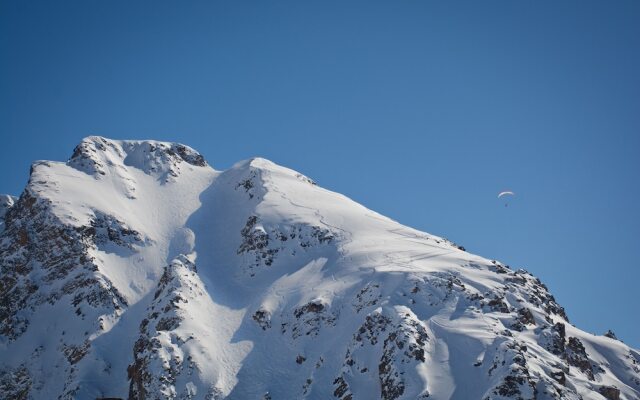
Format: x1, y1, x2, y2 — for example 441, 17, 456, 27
1, 137, 639, 400
0, 137, 216, 399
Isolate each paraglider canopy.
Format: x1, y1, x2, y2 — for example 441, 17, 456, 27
498, 191, 515, 198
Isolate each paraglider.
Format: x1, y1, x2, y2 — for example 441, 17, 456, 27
498, 191, 515, 207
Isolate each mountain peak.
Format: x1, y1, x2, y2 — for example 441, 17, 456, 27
230, 157, 287, 174
68, 136, 208, 182
229, 156, 317, 188
1, 137, 638, 400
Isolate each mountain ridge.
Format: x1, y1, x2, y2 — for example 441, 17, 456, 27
1, 136, 638, 400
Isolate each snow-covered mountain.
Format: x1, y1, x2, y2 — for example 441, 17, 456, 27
1, 136, 638, 400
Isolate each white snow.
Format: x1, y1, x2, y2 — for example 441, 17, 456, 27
1, 136, 638, 400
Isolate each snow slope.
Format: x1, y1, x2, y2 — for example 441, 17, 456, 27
1, 136, 638, 400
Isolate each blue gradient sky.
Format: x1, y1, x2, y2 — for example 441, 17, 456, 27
1, 1, 639, 346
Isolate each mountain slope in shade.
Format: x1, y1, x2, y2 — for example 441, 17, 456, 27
1, 136, 638, 400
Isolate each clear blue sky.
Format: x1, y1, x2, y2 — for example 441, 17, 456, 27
1, 1, 639, 347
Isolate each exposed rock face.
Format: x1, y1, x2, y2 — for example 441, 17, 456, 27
599, 385, 621, 400
1, 137, 639, 400
0, 364, 31, 400
69, 136, 206, 182
565, 336, 596, 380
605, 329, 620, 340
237, 215, 333, 276
0, 191, 134, 397
127, 255, 212, 400
0, 188, 131, 335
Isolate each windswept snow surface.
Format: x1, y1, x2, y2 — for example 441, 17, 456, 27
0, 136, 638, 400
